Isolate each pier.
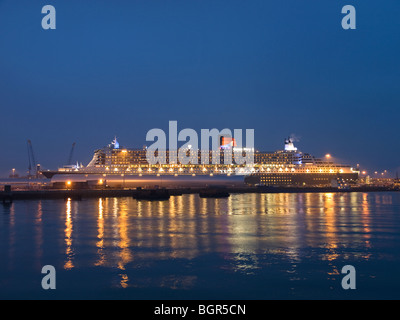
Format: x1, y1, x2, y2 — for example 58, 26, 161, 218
0, 185, 398, 202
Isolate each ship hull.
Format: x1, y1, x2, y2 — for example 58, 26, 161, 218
50, 173, 246, 189
245, 172, 359, 187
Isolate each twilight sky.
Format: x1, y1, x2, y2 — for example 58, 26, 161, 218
0, 0, 399, 177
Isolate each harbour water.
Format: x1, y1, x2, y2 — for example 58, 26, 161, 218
1, 192, 400, 300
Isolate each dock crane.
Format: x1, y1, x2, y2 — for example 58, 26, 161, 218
27, 140, 37, 178
67, 142, 76, 165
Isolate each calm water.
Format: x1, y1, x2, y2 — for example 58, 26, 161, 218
1, 192, 400, 300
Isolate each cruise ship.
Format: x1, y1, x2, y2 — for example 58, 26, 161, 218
41, 137, 359, 188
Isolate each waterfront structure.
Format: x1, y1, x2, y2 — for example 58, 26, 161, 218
41, 137, 359, 188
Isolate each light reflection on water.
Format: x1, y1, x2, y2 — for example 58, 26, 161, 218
64, 198, 74, 270
1, 192, 400, 299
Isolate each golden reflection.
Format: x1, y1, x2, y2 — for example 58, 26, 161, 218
258, 193, 266, 214
157, 201, 167, 254
304, 192, 319, 246
350, 192, 359, 213
117, 198, 132, 288
177, 194, 184, 215
95, 198, 106, 267
323, 193, 339, 262
119, 273, 129, 289
227, 194, 233, 215
361, 193, 372, 250
189, 193, 195, 215
64, 198, 74, 270
113, 197, 118, 216
168, 197, 181, 259
198, 196, 211, 251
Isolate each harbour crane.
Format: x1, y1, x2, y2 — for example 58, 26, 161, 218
27, 140, 37, 177
67, 142, 76, 165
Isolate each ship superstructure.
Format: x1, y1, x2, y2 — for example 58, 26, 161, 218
248, 137, 359, 186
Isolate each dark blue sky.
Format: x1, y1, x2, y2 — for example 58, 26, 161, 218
0, 0, 399, 176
